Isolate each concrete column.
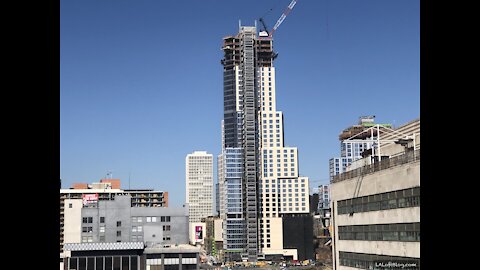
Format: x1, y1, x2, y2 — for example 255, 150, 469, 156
161, 254, 165, 270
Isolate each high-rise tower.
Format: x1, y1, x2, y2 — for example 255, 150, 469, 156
186, 151, 214, 223
219, 24, 311, 262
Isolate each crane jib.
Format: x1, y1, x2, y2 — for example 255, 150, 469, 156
273, 14, 287, 30
288, 0, 297, 9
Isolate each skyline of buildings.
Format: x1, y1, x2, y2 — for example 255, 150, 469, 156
59, 117, 420, 269
59, 2, 420, 266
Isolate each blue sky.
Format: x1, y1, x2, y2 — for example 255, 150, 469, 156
60, 0, 420, 207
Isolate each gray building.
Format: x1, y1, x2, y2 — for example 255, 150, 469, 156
72, 194, 189, 247
330, 119, 420, 270
60, 180, 168, 254
318, 184, 330, 211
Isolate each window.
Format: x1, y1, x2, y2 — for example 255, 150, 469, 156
99, 226, 105, 233
117, 231, 121, 237
100, 217, 105, 223
147, 217, 152, 222
117, 221, 122, 227
69, 203, 72, 208
82, 217, 93, 223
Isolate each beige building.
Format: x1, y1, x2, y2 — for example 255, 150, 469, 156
257, 67, 310, 260
330, 119, 420, 270
185, 151, 214, 223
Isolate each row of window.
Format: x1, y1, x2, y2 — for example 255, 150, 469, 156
264, 197, 307, 203
82, 217, 93, 224
264, 173, 296, 177
261, 191, 306, 197
263, 178, 304, 183
263, 119, 280, 123
264, 183, 305, 188
339, 251, 420, 270
263, 159, 295, 164
338, 222, 420, 242
337, 187, 420, 215
67, 256, 139, 270
262, 168, 296, 173
262, 113, 279, 118
83, 216, 108, 224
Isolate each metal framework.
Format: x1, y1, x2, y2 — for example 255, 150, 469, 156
342, 124, 419, 161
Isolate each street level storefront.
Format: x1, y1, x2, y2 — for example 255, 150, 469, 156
63, 242, 200, 270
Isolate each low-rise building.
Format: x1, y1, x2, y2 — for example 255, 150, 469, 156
330, 119, 420, 270
64, 193, 188, 247
60, 179, 168, 254
63, 242, 200, 270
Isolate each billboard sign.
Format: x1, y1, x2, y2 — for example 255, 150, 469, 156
82, 193, 98, 206
195, 225, 203, 240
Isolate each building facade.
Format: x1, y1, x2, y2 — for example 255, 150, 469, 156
330, 119, 420, 270
63, 242, 200, 270
318, 184, 330, 211
60, 180, 168, 254
219, 24, 310, 261
64, 193, 189, 247
185, 151, 214, 223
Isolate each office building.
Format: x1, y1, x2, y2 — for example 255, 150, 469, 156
185, 151, 214, 223
63, 193, 188, 246
219, 24, 311, 261
330, 119, 420, 270
318, 184, 330, 211
60, 180, 168, 254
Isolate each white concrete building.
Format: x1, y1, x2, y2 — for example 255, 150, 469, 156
330, 119, 420, 270
186, 151, 214, 223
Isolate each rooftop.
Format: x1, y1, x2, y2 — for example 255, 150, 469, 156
64, 242, 144, 251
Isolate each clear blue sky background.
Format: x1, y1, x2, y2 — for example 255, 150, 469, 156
60, 0, 420, 207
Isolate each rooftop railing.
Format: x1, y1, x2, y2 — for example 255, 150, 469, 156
331, 149, 420, 183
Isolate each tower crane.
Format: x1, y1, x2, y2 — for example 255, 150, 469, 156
259, 0, 299, 38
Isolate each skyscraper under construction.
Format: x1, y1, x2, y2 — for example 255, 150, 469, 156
218, 23, 312, 262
